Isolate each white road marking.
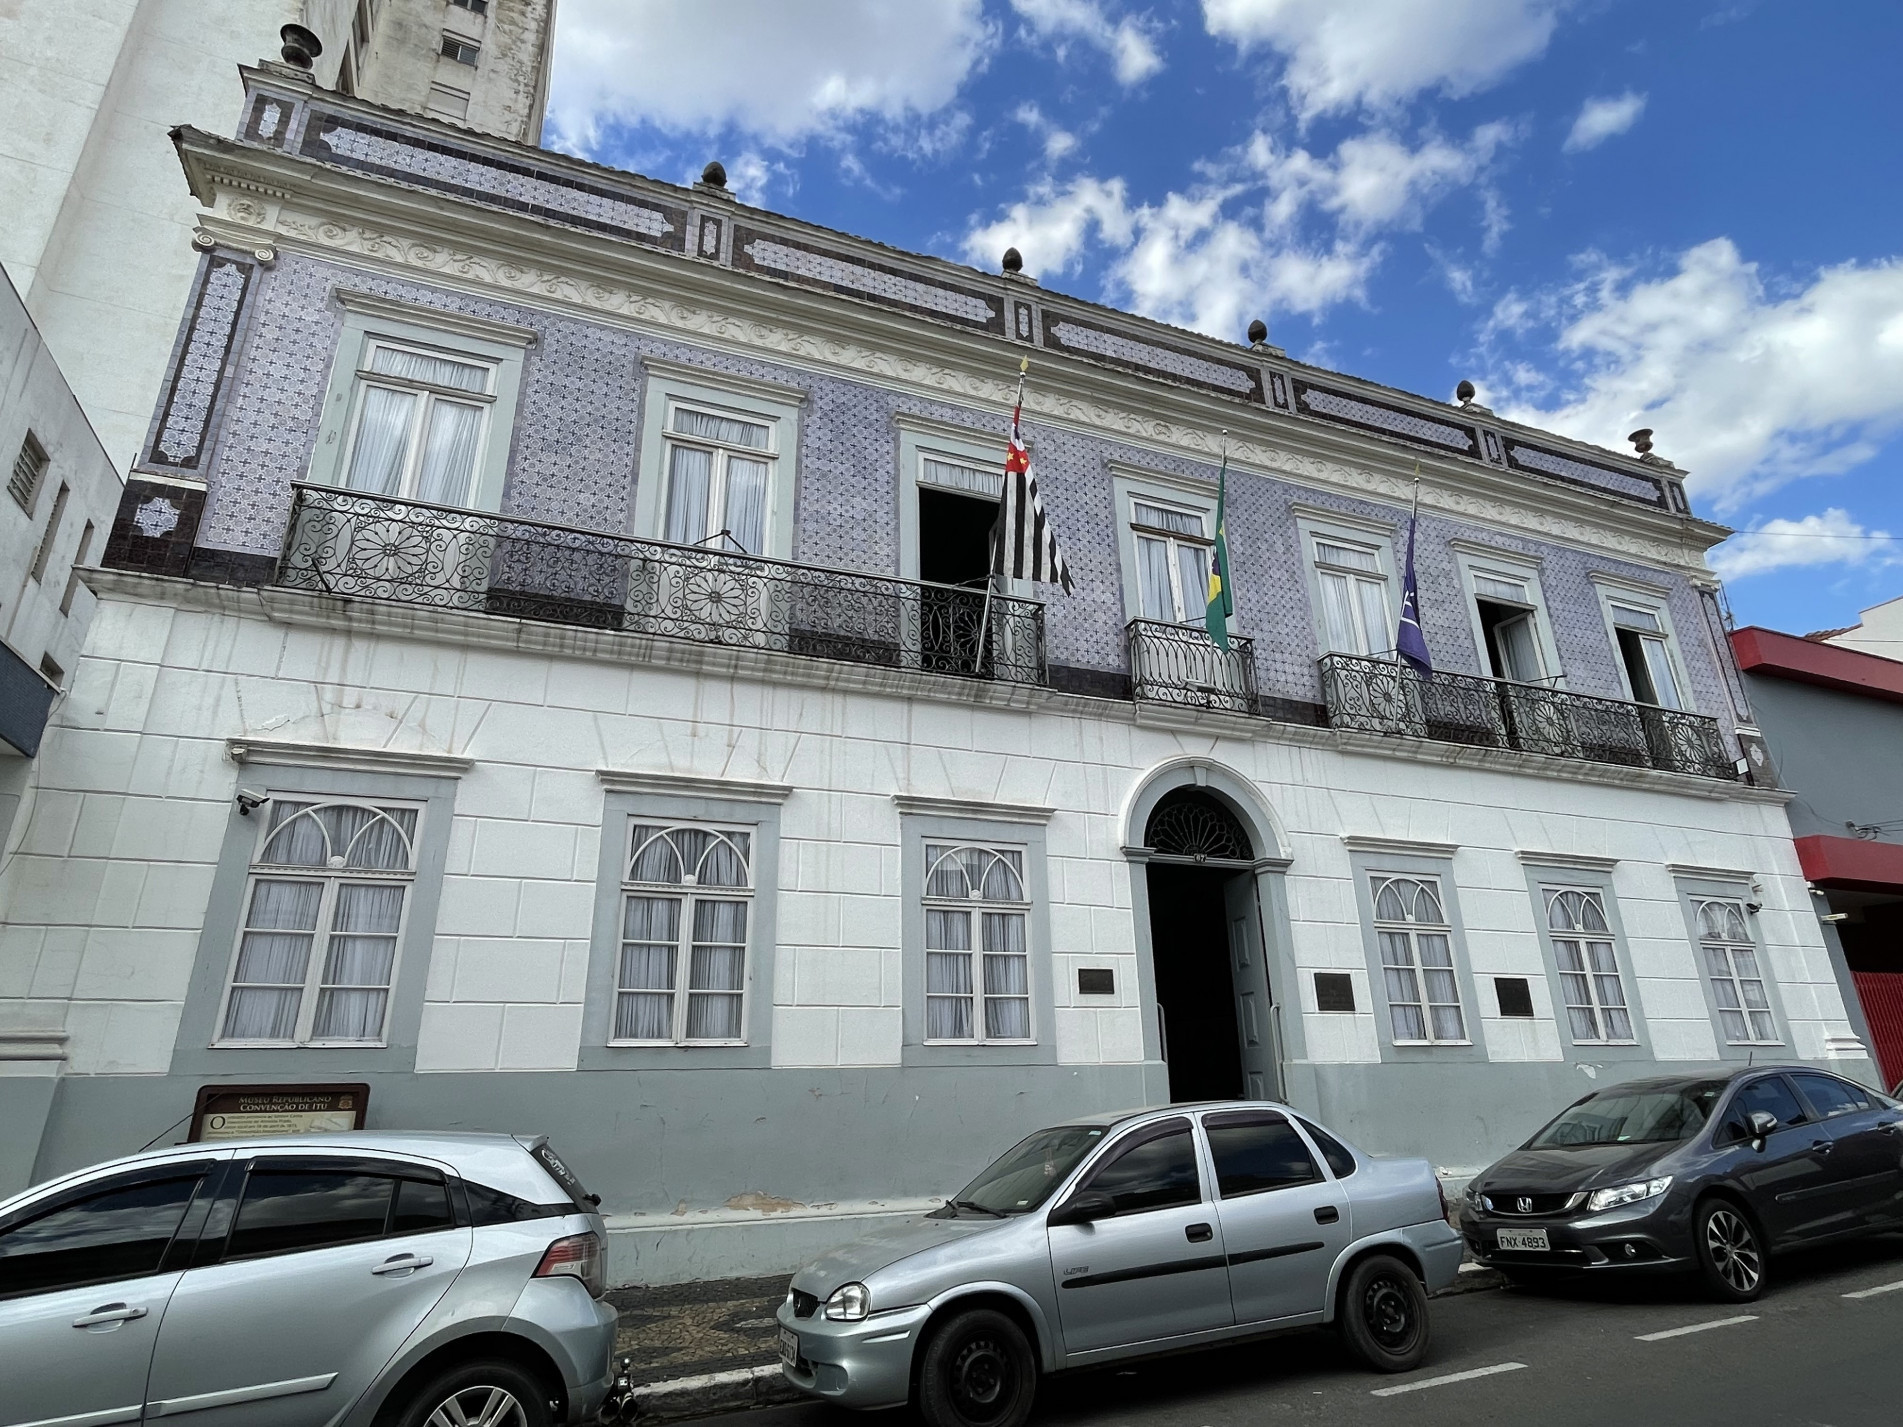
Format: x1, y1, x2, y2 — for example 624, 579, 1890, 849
1635, 1314, 1758, 1341
1843, 1278, 1903, 1300
1369, 1362, 1528, 1397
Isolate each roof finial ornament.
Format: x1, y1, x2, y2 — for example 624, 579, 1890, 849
279, 23, 323, 70
1455, 379, 1476, 405
700, 161, 728, 189
1628, 427, 1655, 456
1002, 247, 1023, 274
1247, 318, 1267, 346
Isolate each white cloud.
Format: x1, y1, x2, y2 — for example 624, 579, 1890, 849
1489, 239, 1903, 508
1202, 0, 1567, 118
1709, 509, 1897, 581
963, 176, 1137, 277
720, 152, 795, 207
1563, 91, 1647, 152
1010, 0, 1165, 84
1013, 103, 1080, 163
964, 124, 1511, 338
547, 0, 991, 149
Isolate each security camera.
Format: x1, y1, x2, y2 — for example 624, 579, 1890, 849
235, 789, 267, 816
1744, 901, 1763, 915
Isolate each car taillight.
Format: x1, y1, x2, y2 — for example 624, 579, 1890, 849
1437, 1179, 1450, 1222
534, 1232, 606, 1298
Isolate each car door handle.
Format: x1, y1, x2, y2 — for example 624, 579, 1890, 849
1185, 1223, 1213, 1243
1314, 1206, 1340, 1225
1811, 1139, 1834, 1156
372, 1253, 434, 1275
72, 1303, 147, 1328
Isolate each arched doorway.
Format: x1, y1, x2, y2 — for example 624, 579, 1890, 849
1140, 786, 1281, 1103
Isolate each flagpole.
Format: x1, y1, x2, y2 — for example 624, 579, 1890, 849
975, 357, 1030, 674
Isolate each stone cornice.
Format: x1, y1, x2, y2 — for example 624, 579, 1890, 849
334, 288, 539, 347
226, 736, 473, 776
86, 567, 1791, 806
174, 128, 1731, 575
639, 355, 810, 406
891, 794, 1055, 824
595, 769, 793, 803
1341, 835, 1461, 859
1516, 850, 1621, 872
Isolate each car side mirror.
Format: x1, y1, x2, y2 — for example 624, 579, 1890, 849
1747, 1110, 1778, 1148
1048, 1189, 1115, 1227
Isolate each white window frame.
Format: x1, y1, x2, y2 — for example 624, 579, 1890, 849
611, 820, 755, 1047
634, 360, 804, 561
1110, 465, 1227, 633
1696, 898, 1781, 1046
311, 292, 534, 513
1295, 511, 1397, 659
1543, 886, 1636, 1044
922, 842, 1034, 1046
213, 796, 422, 1049
337, 337, 497, 505
1369, 874, 1469, 1046
1592, 577, 1692, 711
1452, 546, 1563, 686
653, 397, 780, 555
1129, 495, 1212, 625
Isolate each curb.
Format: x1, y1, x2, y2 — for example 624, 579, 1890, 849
632, 1363, 800, 1422
1437, 1262, 1507, 1296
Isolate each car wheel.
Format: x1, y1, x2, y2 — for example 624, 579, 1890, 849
916, 1307, 1036, 1427
1694, 1199, 1766, 1303
392, 1360, 552, 1427
1338, 1253, 1431, 1373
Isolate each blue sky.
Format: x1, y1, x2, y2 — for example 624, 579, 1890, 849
546, 0, 1903, 637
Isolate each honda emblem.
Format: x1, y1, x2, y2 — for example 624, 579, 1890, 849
1516, 1197, 1532, 1214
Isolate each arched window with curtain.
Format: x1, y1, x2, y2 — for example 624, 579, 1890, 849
922, 844, 1031, 1043
614, 823, 754, 1044
218, 798, 419, 1046
1370, 875, 1466, 1045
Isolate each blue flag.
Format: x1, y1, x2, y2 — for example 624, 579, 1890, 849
1395, 509, 1432, 676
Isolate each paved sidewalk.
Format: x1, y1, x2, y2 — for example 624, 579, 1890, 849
609, 1261, 1503, 1420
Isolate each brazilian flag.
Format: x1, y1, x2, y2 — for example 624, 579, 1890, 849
1204, 455, 1234, 649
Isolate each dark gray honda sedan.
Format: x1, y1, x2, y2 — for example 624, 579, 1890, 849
1463, 1066, 1903, 1301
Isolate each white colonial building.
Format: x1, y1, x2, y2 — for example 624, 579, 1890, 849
0, 48, 1870, 1281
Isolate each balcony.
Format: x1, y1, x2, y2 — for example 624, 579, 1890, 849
276, 485, 1046, 685
1319, 653, 1737, 780
1127, 619, 1259, 714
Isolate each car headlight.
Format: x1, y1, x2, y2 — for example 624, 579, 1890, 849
824, 1282, 870, 1321
1586, 1176, 1673, 1213
1463, 1183, 1483, 1207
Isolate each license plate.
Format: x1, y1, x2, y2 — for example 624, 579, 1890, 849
779, 1327, 801, 1369
1497, 1228, 1550, 1253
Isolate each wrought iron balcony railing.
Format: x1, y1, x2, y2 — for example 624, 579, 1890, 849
1127, 619, 1259, 714
1319, 653, 1737, 780
276, 484, 1047, 686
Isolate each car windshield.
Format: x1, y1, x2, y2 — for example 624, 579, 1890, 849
948, 1125, 1108, 1215
1528, 1083, 1724, 1148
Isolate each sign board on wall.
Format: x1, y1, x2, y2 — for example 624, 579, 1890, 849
189, 1084, 370, 1142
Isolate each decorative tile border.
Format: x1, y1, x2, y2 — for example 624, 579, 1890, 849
299, 111, 688, 252
1012, 299, 1036, 343
695, 214, 723, 261
244, 93, 295, 148
146, 254, 255, 471
731, 226, 1005, 333
1043, 312, 1264, 403
1268, 370, 1292, 411
1481, 429, 1504, 464
1293, 380, 1476, 454
102, 477, 208, 577
1505, 442, 1666, 508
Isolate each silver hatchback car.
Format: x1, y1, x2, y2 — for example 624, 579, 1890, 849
778, 1103, 1461, 1427
0, 1131, 617, 1427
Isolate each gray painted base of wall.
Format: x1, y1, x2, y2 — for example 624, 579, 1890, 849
0, 1075, 59, 1198
19, 1053, 1879, 1284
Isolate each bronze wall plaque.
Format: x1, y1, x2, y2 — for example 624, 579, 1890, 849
189, 1083, 370, 1142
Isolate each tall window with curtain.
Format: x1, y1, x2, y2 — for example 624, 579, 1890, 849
1545, 887, 1634, 1042
1696, 899, 1778, 1045
1313, 535, 1392, 656
342, 340, 496, 507
218, 798, 419, 1046
1370, 874, 1466, 1044
1608, 601, 1686, 709
661, 402, 776, 556
614, 823, 753, 1044
923, 844, 1032, 1043
1130, 498, 1212, 624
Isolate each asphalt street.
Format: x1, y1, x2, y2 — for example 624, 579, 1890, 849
697, 1234, 1903, 1427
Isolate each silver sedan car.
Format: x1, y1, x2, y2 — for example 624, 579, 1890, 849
778, 1102, 1461, 1427
0, 1131, 617, 1427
